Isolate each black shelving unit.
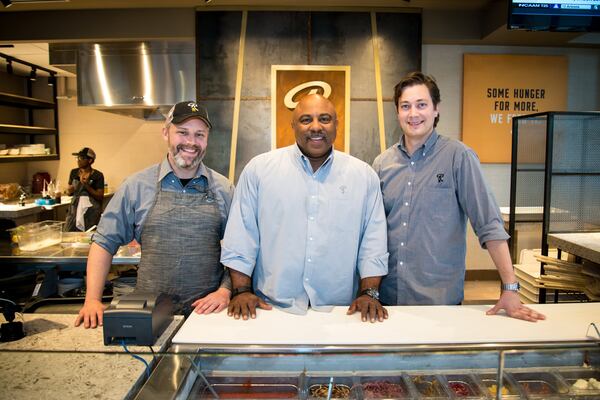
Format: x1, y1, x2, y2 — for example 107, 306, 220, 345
509, 111, 600, 303
0, 52, 60, 163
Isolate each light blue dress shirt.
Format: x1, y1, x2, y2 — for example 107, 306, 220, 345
221, 144, 389, 315
94, 157, 234, 255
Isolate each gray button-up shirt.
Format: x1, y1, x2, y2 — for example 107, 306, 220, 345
372, 131, 509, 305
94, 157, 234, 255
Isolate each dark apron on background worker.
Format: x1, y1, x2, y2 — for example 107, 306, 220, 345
64, 193, 102, 232
135, 174, 223, 315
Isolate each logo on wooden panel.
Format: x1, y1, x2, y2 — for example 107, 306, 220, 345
271, 65, 350, 152
462, 54, 567, 163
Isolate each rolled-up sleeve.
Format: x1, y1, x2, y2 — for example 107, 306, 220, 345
220, 162, 260, 277
93, 183, 137, 255
456, 149, 509, 248
357, 166, 389, 278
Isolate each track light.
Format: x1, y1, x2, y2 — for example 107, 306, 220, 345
29, 67, 37, 81
48, 74, 56, 86
6, 59, 13, 74
0, 0, 12, 8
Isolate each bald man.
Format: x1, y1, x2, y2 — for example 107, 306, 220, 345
221, 94, 389, 322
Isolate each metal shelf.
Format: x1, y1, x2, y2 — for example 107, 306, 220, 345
0, 92, 55, 109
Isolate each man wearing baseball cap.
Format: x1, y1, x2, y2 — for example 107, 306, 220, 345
75, 101, 234, 328
65, 147, 105, 232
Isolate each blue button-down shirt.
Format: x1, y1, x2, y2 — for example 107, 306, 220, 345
221, 145, 389, 315
94, 157, 234, 255
372, 131, 509, 305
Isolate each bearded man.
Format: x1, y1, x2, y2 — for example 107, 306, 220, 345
75, 101, 234, 328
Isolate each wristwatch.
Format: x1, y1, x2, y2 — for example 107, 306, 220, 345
231, 285, 253, 299
360, 288, 380, 301
501, 282, 520, 292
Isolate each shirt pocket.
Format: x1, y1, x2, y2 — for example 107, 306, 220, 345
329, 197, 356, 234
422, 187, 455, 224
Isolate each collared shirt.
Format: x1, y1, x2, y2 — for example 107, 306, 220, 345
221, 144, 389, 315
94, 157, 234, 255
372, 131, 509, 305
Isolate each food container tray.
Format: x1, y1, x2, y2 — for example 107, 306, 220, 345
198, 376, 299, 399
352, 374, 414, 399
306, 376, 355, 399
477, 372, 521, 399
8, 220, 64, 251
507, 371, 569, 399
442, 374, 487, 399
407, 375, 450, 399
556, 368, 600, 396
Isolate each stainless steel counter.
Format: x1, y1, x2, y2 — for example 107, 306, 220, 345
0, 241, 140, 265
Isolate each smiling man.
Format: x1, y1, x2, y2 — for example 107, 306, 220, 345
221, 94, 389, 322
372, 72, 545, 322
75, 101, 234, 328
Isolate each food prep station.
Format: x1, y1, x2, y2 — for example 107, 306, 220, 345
134, 304, 600, 399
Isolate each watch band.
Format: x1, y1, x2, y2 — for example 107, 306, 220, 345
501, 282, 520, 292
231, 285, 253, 299
359, 287, 380, 301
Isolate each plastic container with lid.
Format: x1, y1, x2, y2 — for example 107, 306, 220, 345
8, 220, 65, 251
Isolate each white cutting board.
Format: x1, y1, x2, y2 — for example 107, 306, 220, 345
173, 304, 600, 345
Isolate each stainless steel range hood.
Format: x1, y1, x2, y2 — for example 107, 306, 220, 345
52, 41, 196, 120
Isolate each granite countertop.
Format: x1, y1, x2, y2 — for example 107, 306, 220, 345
0, 313, 183, 400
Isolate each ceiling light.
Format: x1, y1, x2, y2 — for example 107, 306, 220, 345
6, 59, 13, 74
0, 0, 12, 8
29, 67, 37, 81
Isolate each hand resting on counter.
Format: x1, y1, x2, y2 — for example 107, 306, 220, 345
191, 287, 231, 314
347, 295, 388, 323
227, 292, 272, 320
74, 299, 107, 329
486, 291, 546, 322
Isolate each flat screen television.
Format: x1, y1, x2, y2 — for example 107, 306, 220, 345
508, 0, 600, 32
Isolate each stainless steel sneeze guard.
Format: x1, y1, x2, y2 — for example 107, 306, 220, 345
134, 340, 600, 399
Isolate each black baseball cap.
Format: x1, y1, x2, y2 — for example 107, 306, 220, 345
72, 147, 96, 160
165, 101, 212, 128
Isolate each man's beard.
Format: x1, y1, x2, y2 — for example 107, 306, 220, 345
171, 144, 205, 170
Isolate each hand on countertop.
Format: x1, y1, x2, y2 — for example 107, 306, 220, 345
347, 295, 388, 323
227, 292, 272, 320
486, 291, 546, 322
192, 287, 231, 314
74, 299, 107, 329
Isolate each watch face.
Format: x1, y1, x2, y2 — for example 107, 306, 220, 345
364, 288, 380, 301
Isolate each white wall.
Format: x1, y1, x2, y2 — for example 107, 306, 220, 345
423, 44, 600, 270
25, 95, 168, 193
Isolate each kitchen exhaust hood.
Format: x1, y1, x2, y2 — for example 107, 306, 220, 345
53, 41, 196, 120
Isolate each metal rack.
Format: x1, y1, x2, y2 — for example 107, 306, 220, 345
0, 52, 60, 163
509, 111, 600, 303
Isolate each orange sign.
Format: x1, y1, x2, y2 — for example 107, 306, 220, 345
271, 65, 350, 152
462, 54, 568, 163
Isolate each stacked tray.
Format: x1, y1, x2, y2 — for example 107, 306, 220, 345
194, 367, 600, 399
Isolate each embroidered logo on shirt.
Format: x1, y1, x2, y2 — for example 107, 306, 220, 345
339, 185, 347, 194
437, 173, 445, 183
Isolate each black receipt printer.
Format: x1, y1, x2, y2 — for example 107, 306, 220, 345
103, 292, 174, 346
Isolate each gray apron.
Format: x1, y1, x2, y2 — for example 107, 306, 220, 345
136, 175, 223, 314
